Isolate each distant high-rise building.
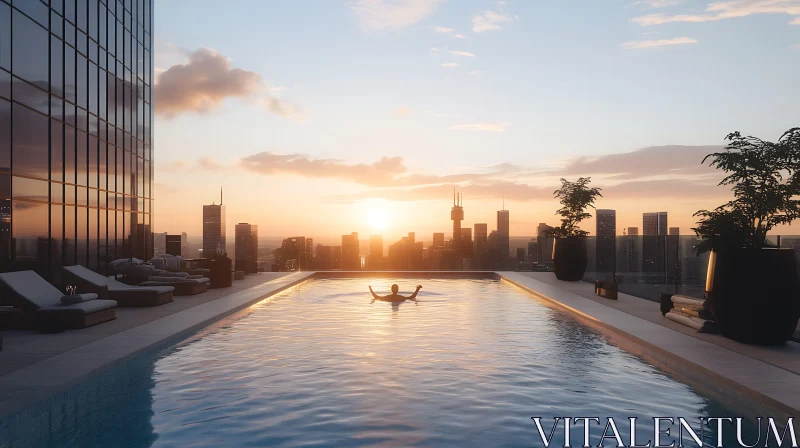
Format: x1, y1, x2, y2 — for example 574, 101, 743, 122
596, 209, 616, 273
536, 223, 554, 266
497, 209, 510, 259
516, 247, 525, 262
460, 228, 474, 258
369, 235, 383, 258
315, 244, 333, 270
527, 240, 538, 263
154, 232, 168, 256
451, 191, 464, 259
234, 224, 258, 273
643, 212, 668, 236
643, 212, 668, 276
305, 238, 313, 269
274, 237, 305, 271
432, 233, 445, 248
474, 223, 488, 251
627, 227, 639, 236
203, 192, 226, 258
669, 227, 680, 236
342, 233, 360, 270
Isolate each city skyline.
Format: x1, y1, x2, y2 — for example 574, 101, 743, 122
151, 0, 800, 239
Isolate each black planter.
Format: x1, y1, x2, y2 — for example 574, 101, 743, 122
706, 248, 800, 345
208, 257, 233, 288
552, 237, 588, 281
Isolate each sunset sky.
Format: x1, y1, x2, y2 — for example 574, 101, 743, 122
152, 0, 800, 243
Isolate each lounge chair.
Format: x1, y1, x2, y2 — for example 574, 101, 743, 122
108, 259, 210, 296
150, 255, 211, 276
0, 271, 117, 330
62, 265, 176, 306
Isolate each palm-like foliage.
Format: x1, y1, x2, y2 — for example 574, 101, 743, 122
548, 177, 602, 237
693, 127, 800, 253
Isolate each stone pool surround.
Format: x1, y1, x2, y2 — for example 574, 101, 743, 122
0, 271, 797, 426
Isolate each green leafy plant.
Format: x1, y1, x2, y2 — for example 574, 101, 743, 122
547, 177, 603, 237
693, 127, 800, 253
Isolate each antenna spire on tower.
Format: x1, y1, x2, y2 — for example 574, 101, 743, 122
502, 195, 505, 210
453, 186, 456, 206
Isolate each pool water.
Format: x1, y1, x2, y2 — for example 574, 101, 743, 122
1, 278, 765, 447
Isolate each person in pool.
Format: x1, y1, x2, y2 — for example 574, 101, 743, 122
369, 284, 422, 303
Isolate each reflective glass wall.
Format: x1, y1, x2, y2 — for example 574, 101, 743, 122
0, 0, 154, 281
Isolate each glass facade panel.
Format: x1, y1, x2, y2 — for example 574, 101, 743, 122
11, 104, 49, 180
12, 10, 49, 85
0, 3, 10, 71
3, 0, 153, 279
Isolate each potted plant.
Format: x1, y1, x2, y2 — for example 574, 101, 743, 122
207, 245, 233, 288
693, 127, 800, 345
547, 177, 603, 281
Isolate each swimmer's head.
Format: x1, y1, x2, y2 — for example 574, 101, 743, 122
391, 284, 399, 294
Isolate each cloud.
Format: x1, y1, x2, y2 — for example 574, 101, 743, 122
792, 43, 800, 50
392, 106, 413, 117
449, 50, 476, 57
561, 145, 722, 179
434, 25, 468, 38
352, 0, 443, 32
472, 10, 514, 32
449, 122, 510, 132
240, 153, 408, 187
440, 62, 459, 67
793, 16, 800, 23
621, 37, 699, 49
468, 70, 484, 75
630, 0, 688, 8
430, 47, 441, 57
154, 47, 303, 121
631, 0, 800, 26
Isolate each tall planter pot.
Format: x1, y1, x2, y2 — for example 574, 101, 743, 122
209, 257, 233, 288
706, 248, 800, 345
552, 237, 588, 281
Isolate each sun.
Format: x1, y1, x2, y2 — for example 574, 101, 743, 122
367, 208, 390, 230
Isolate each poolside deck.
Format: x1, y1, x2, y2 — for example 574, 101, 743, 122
1, 271, 799, 423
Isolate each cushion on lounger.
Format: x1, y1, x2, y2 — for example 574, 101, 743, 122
150, 257, 167, 270
39, 299, 118, 315
164, 255, 181, 272
61, 293, 98, 305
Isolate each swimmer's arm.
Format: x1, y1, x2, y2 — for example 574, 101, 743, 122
407, 285, 423, 301
368, 286, 382, 302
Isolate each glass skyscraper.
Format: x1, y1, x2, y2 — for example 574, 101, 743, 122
0, 0, 154, 281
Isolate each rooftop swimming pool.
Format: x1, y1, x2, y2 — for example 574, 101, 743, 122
0, 278, 768, 447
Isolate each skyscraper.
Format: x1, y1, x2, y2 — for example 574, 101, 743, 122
642, 212, 668, 277
1, 0, 155, 279
342, 232, 360, 270
368, 235, 383, 268
432, 232, 445, 248
643, 212, 668, 236
596, 209, 616, 273
451, 191, 463, 259
473, 223, 487, 251
669, 227, 680, 236
627, 227, 639, 236
536, 223, 554, 266
234, 223, 258, 273
203, 193, 226, 258
497, 209, 510, 259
